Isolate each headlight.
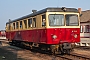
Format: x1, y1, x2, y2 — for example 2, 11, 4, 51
74, 34, 77, 38
52, 35, 57, 39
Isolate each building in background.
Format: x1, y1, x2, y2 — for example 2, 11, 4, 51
80, 10, 90, 46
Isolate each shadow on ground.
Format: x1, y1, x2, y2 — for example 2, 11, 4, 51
0, 46, 24, 60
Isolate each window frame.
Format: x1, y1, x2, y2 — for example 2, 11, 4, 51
28, 18, 32, 28
23, 20, 27, 29
20, 21, 23, 29
33, 18, 36, 28
42, 14, 46, 27
65, 14, 79, 26
16, 21, 19, 29
48, 14, 65, 26
6, 24, 9, 31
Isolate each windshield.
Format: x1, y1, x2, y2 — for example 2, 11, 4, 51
49, 14, 64, 26
65, 14, 79, 26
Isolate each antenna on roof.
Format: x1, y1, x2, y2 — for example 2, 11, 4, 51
9, 19, 11, 23
32, 10, 37, 13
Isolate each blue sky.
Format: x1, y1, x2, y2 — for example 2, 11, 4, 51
0, 0, 89, 30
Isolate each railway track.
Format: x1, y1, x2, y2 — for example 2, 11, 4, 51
1, 41, 90, 60
76, 46, 90, 51
57, 53, 90, 60
27, 47, 90, 60
30, 50, 90, 60
23, 47, 90, 60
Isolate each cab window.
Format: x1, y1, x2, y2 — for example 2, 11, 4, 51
65, 14, 79, 26
49, 14, 64, 26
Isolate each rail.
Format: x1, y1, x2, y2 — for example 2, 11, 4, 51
55, 53, 90, 60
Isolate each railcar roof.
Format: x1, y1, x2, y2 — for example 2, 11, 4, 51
6, 7, 78, 24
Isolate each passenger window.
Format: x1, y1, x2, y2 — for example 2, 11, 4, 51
16, 22, 19, 29
20, 21, 22, 29
8, 19, 11, 30
6, 24, 7, 30
11, 23, 13, 30
8, 23, 11, 30
28, 18, 32, 28
13, 23, 15, 30
42, 14, 46, 27
24, 20, 27, 29
6, 24, 9, 30
33, 18, 36, 27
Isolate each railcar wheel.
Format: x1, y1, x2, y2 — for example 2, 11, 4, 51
51, 48, 59, 55
61, 50, 64, 55
66, 49, 70, 54
50, 45, 60, 55
53, 49, 57, 55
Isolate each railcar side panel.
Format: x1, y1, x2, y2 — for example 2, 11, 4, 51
6, 32, 16, 40
6, 28, 80, 45
6, 29, 47, 43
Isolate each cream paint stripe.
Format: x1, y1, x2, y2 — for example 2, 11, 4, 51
47, 26, 80, 28
6, 26, 80, 32
46, 12, 79, 15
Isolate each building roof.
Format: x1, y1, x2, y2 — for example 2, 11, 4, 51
80, 10, 90, 22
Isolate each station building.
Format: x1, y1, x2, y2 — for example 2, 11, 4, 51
79, 10, 90, 46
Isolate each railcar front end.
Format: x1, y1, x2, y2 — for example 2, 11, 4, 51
45, 11, 80, 54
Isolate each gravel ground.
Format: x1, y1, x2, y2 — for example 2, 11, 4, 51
73, 48, 90, 56
0, 46, 47, 60
0, 40, 53, 60
0, 47, 23, 60
0, 40, 90, 60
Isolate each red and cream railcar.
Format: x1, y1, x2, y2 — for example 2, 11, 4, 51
6, 7, 80, 54
0, 30, 6, 40
0, 30, 6, 37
